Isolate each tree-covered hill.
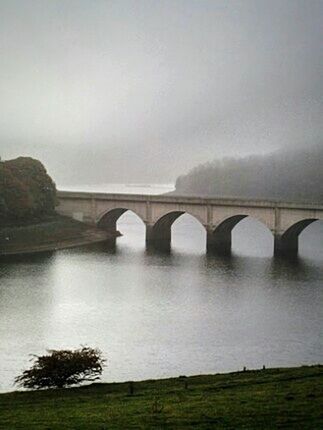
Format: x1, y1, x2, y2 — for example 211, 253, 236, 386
0, 157, 57, 222
0, 157, 116, 256
174, 145, 323, 202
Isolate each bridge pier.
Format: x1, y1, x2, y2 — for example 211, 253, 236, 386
206, 228, 232, 255
274, 234, 298, 257
146, 224, 171, 252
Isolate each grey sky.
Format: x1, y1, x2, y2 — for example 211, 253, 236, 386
0, 0, 322, 184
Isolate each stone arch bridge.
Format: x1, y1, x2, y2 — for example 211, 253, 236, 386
57, 191, 323, 257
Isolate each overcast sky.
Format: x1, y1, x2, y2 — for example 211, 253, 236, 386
0, 0, 322, 184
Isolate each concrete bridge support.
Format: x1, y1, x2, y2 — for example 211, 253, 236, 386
273, 219, 318, 257
145, 211, 185, 251
146, 224, 171, 251
96, 208, 129, 248
97, 208, 128, 233
207, 215, 247, 255
274, 234, 298, 257
206, 229, 231, 255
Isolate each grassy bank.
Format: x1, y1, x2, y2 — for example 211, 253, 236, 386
0, 215, 114, 255
0, 365, 322, 429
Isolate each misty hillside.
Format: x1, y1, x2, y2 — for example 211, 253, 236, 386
174, 145, 323, 203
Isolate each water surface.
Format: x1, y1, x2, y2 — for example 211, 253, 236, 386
0, 185, 322, 392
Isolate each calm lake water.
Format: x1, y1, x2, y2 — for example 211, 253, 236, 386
0, 184, 322, 392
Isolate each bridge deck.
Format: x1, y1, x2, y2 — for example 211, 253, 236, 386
57, 190, 323, 211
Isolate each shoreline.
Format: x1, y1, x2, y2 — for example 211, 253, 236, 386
0, 215, 119, 257
0, 233, 113, 257
3, 363, 321, 395
1, 365, 322, 428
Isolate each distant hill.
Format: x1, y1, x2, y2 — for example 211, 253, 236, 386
0, 157, 57, 223
173, 145, 323, 203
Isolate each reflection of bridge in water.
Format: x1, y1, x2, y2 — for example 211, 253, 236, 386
57, 191, 323, 257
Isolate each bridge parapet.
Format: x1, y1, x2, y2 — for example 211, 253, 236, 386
57, 190, 322, 209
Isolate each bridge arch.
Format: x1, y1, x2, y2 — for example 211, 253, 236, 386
146, 210, 206, 251
283, 218, 319, 238
208, 214, 273, 255
97, 208, 146, 231
275, 218, 321, 256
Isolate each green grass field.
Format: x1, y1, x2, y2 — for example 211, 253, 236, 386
0, 366, 322, 429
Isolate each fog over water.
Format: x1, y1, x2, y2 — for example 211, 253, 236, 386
1, 0, 322, 183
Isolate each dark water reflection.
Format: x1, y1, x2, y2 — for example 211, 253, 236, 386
0, 214, 322, 392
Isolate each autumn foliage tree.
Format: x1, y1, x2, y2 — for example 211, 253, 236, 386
0, 157, 57, 222
15, 347, 106, 389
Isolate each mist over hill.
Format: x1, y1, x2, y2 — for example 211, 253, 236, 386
174, 145, 323, 203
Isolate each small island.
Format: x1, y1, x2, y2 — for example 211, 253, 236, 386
0, 157, 116, 256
